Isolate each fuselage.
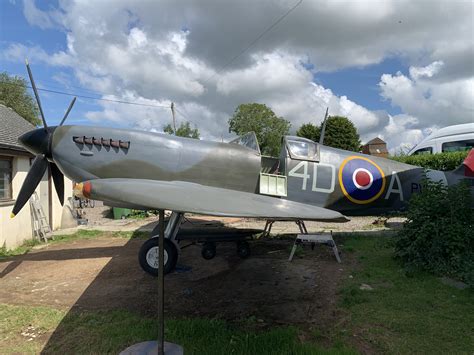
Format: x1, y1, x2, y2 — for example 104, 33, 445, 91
46, 125, 470, 216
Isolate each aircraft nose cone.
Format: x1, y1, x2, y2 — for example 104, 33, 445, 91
19, 127, 55, 157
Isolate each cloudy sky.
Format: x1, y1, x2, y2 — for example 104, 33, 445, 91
1, 0, 473, 152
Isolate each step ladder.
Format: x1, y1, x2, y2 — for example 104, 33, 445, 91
288, 231, 341, 263
262, 219, 308, 237
30, 192, 52, 242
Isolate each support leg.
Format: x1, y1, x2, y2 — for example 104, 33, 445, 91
332, 243, 341, 263
158, 210, 165, 355
266, 220, 274, 236
288, 238, 299, 262
164, 212, 184, 242
263, 220, 270, 237
149, 211, 184, 260
329, 231, 341, 263
301, 221, 308, 234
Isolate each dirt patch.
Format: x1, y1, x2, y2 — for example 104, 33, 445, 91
0, 234, 358, 349
0, 236, 353, 318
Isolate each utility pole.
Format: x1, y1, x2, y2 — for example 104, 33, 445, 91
171, 102, 177, 135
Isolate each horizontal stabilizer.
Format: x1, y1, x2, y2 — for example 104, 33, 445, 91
463, 149, 474, 177
80, 178, 348, 222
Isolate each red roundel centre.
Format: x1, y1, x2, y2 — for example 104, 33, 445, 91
355, 170, 371, 187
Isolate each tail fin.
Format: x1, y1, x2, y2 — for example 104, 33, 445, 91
455, 149, 474, 177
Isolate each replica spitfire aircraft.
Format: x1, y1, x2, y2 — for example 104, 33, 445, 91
12, 63, 474, 275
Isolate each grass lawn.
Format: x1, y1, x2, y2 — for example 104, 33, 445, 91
0, 233, 472, 354
339, 236, 474, 353
0, 304, 354, 354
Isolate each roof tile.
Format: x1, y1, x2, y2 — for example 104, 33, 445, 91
0, 104, 35, 151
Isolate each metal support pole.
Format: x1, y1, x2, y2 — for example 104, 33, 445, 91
171, 102, 177, 135
158, 210, 165, 355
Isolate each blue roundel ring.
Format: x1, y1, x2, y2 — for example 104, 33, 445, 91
338, 156, 386, 204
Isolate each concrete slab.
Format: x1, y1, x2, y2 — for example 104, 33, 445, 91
120, 341, 183, 355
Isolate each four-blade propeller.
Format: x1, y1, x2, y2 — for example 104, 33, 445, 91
11, 60, 76, 218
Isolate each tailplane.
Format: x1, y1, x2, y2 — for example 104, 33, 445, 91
453, 149, 474, 177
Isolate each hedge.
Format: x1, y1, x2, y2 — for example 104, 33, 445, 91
390, 151, 469, 171
395, 179, 473, 286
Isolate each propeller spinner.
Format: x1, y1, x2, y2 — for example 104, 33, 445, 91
11, 60, 76, 217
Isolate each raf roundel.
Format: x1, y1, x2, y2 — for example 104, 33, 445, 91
338, 156, 386, 204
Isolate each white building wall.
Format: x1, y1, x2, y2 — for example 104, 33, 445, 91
0, 156, 33, 249
52, 175, 73, 230
0, 155, 74, 249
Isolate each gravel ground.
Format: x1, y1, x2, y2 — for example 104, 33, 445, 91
60, 199, 405, 236
228, 216, 406, 235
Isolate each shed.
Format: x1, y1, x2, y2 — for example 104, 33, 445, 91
361, 137, 388, 158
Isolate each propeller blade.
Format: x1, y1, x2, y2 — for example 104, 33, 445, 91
50, 163, 64, 205
11, 154, 48, 217
25, 59, 48, 129
59, 97, 76, 126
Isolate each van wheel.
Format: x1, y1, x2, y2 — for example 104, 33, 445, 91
139, 238, 178, 276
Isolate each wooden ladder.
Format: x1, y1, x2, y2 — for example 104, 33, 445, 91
30, 192, 52, 242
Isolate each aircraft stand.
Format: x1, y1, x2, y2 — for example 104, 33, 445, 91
120, 210, 183, 355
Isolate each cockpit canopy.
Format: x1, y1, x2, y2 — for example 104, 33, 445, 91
228, 132, 320, 162
284, 136, 320, 161
229, 132, 260, 154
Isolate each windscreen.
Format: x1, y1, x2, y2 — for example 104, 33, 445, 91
286, 138, 319, 161
229, 132, 260, 154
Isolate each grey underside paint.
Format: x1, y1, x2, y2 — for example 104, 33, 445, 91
87, 178, 348, 222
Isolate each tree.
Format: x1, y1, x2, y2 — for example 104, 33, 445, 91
0, 72, 40, 126
296, 115, 360, 152
164, 121, 200, 139
228, 103, 290, 156
296, 123, 320, 143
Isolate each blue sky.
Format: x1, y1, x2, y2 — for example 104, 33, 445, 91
1, 1, 114, 126
0, 1, 404, 124
314, 58, 405, 116
0, 1, 472, 151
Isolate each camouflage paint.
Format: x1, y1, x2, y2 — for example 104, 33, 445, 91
48, 126, 472, 216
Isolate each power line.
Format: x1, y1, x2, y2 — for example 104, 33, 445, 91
31, 78, 115, 97
4, 1, 303, 124
174, 107, 191, 121
4, 81, 170, 109
32, 86, 171, 109
174, 107, 199, 127
202, 0, 303, 84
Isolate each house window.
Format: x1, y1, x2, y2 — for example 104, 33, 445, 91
0, 157, 12, 200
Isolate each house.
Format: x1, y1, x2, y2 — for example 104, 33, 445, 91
361, 137, 388, 158
0, 104, 74, 249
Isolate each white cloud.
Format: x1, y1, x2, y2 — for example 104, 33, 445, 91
4, 0, 473, 153
22, 0, 55, 29
378, 114, 432, 154
380, 61, 474, 128
409, 61, 444, 80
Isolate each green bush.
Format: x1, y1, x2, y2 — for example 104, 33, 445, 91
391, 151, 469, 171
395, 178, 474, 286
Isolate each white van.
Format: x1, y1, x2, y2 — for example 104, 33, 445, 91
408, 123, 474, 155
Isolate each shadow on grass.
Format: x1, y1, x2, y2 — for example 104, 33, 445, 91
40, 237, 159, 353
36, 224, 354, 354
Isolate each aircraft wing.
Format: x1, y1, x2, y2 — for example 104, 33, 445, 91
79, 178, 348, 222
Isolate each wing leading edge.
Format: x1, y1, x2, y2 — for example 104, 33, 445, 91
80, 178, 348, 222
